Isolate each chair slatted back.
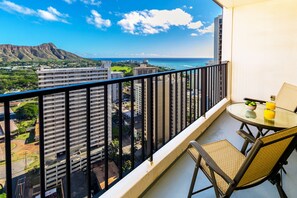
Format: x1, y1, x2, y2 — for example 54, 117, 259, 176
276, 82, 297, 112
236, 126, 297, 187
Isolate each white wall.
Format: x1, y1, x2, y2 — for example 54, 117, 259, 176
222, 0, 297, 102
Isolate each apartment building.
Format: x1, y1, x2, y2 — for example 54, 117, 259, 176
133, 64, 158, 76
133, 64, 158, 115
214, 15, 223, 64
134, 75, 186, 147
37, 65, 112, 189
111, 71, 124, 102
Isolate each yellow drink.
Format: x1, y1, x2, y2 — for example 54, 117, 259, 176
266, 101, 276, 110
264, 109, 275, 120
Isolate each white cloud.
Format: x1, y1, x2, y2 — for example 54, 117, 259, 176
48, 7, 67, 17
187, 21, 203, 29
81, 0, 101, 6
86, 10, 111, 29
0, 1, 69, 23
118, 8, 193, 35
38, 10, 56, 21
63, 0, 76, 4
63, 0, 101, 6
182, 5, 193, 10
118, 8, 214, 36
198, 23, 214, 34
37, 7, 69, 23
0, 0, 35, 15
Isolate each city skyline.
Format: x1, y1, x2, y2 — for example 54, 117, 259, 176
0, 0, 221, 58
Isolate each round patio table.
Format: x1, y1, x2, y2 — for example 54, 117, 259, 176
227, 103, 297, 136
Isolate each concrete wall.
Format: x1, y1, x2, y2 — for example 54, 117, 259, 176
222, 0, 297, 102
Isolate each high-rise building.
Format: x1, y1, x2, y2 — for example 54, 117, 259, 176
111, 72, 124, 102
214, 15, 223, 64
133, 64, 187, 147
134, 75, 186, 146
134, 83, 143, 116
37, 65, 112, 189
133, 64, 158, 76
133, 64, 158, 115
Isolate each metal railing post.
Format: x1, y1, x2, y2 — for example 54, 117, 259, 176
147, 77, 153, 162
118, 83, 123, 178
201, 68, 207, 116
130, 81, 135, 169
64, 91, 71, 198
38, 96, 45, 198
169, 74, 173, 139
4, 101, 12, 198
162, 75, 166, 145
104, 85, 109, 189
141, 79, 145, 161
86, 88, 92, 196
154, 77, 158, 150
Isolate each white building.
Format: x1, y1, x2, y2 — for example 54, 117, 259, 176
37, 66, 112, 189
134, 83, 143, 116
111, 72, 124, 102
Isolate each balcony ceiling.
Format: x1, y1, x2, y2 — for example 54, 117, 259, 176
214, 0, 270, 8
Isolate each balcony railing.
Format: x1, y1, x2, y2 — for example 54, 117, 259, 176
0, 62, 227, 198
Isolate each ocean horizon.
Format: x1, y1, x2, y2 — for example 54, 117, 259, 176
93, 58, 213, 70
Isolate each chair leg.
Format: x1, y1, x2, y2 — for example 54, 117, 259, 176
188, 163, 200, 198
271, 173, 288, 198
281, 167, 287, 175
240, 140, 249, 154
209, 169, 221, 198
281, 161, 288, 175
276, 181, 287, 198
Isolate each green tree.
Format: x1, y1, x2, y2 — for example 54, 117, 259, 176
108, 139, 119, 160
122, 160, 132, 173
16, 103, 38, 120
112, 126, 119, 139
0, 69, 38, 93
0, 183, 5, 197
123, 81, 131, 87
17, 125, 27, 135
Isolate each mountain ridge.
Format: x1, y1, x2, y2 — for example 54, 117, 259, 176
0, 43, 85, 62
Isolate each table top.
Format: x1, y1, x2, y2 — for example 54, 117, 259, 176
226, 103, 297, 130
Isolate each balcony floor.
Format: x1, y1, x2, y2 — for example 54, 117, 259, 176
143, 111, 297, 198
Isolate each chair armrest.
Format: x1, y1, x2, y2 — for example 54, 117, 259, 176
189, 141, 234, 185
237, 129, 256, 143
243, 97, 266, 104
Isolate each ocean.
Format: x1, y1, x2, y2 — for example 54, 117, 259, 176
93, 58, 213, 70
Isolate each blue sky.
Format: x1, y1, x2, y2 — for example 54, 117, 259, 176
0, 0, 221, 58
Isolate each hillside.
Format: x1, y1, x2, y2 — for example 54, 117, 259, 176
0, 43, 85, 62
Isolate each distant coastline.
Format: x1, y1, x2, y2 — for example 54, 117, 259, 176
93, 58, 213, 70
